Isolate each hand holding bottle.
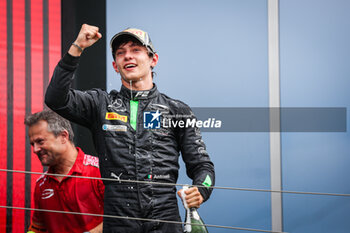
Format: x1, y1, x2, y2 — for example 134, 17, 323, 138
180, 185, 209, 233
178, 185, 204, 208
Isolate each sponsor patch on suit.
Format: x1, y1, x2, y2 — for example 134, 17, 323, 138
102, 124, 127, 132
105, 112, 128, 122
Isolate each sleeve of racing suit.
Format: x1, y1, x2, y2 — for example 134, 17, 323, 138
177, 105, 215, 202
45, 53, 100, 127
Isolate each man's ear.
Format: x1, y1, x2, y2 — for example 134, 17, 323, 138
151, 53, 159, 68
112, 61, 120, 73
59, 130, 70, 143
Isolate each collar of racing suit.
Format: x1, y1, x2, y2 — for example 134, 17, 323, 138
119, 83, 159, 100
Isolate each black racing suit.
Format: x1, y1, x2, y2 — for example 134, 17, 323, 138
45, 53, 215, 233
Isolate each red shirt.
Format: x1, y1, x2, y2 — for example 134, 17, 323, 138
32, 147, 105, 233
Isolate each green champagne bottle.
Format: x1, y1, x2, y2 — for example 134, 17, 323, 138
181, 186, 209, 233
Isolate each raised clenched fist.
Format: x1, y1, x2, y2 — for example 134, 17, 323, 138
69, 24, 102, 56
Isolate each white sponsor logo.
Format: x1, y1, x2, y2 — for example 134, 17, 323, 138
42, 189, 54, 199
134, 91, 150, 98
150, 104, 169, 113
153, 174, 170, 179
102, 124, 127, 132
108, 98, 126, 112
111, 172, 123, 183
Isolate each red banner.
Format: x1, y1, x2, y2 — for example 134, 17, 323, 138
0, 0, 61, 231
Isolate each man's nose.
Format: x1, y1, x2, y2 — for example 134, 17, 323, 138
33, 144, 40, 154
124, 50, 132, 60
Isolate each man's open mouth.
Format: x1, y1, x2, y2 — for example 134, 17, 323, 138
124, 64, 137, 69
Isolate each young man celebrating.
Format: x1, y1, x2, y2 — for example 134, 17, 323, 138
45, 24, 215, 232
25, 110, 104, 233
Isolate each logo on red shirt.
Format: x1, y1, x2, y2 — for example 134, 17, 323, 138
42, 189, 54, 199
83, 154, 99, 168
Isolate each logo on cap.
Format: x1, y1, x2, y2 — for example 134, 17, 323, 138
124, 28, 146, 41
